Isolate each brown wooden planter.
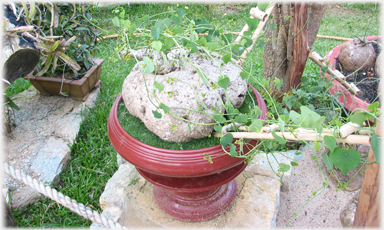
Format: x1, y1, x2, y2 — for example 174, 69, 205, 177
25, 58, 104, 101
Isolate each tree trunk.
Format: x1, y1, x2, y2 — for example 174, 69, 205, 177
263, 2, 326, 101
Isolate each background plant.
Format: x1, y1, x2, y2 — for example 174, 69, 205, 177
8, 2, 100, 78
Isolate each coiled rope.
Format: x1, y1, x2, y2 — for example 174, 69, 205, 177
3, 162, 127, 229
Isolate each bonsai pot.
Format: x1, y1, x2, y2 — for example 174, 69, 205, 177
323, 35, 380, 112
107, 84, 267, 222
25, 58, 104, 101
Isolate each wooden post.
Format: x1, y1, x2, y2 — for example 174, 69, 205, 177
353, 116, 381, 227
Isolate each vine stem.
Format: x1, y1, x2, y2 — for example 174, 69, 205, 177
3, 162, 127, 229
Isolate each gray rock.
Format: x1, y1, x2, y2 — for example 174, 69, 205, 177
29, 137, 71, 185
340, 191, 360, 227
122, 49, 247, 142
247, 150, 299, 192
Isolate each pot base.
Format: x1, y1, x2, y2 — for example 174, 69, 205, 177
153, 180, 237, 222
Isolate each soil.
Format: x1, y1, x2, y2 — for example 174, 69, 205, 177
336, 39, 382, 106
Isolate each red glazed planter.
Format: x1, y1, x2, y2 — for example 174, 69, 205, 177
323, 35, 380, 112
107, 84, 267, 222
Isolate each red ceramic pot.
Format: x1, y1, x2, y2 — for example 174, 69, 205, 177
107, 84, 267, 222
323, 35, 380, 112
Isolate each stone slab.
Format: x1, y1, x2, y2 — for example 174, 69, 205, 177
3, 85, 100, 208
91, 150, 299, 228
29, 136, 71, 184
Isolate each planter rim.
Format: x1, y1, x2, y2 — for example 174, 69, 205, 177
107, 84, 268, 177
323, 35, 380, 112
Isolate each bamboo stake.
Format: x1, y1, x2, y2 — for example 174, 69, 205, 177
339, 122, 362, 138
316, 34, 353, 41
251, 125, 371, 136
261, 124, 280, 133
234, 5, 271, 45
238, 4, 275, 66
213, 131, 370, 145
308, 52, 358, 95
96, 34, 118, 41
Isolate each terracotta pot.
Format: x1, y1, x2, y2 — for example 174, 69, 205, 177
107, 84, 267, 222
25, 58, 104, 101
323, 35, 380, 112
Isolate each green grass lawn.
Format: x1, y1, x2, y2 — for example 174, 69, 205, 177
10, 2, 381, 227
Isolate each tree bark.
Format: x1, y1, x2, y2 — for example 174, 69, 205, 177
288, 3, 310, 90
263, 2, 326, 101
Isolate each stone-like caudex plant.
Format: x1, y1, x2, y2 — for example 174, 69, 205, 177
110, 5, 381, 190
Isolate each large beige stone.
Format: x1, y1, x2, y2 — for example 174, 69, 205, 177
121, 49, 247, 142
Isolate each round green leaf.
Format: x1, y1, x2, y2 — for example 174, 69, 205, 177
152, 110, 162, 119
330, 148, 361, 176
234, 114, 248, 123
143, 15, 150, 23
213, 114, 226, 124
240, 71, 249, 80
279, 163, 291, 173
271, 132, 286, 145
164, 38, 175, 50
154, 81, 164, 93
142, 57, 154, 74
324, 135, 337, 152
220, 133, 233, 148
151, 26, 160, 40
222, 53, 232, 64
245, 18, 259, 31
152, 41, 162, 52
229, 143, 237, 157
214, 125, 222, 133
160, 103, 170, 113
217, 75, 230, 89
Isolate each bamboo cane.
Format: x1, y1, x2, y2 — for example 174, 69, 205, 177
316, 35, 353, 41
238, 5, 275, 66
339, 122, 362, 138
213, 131, 370, 145
308, 52, 358, 95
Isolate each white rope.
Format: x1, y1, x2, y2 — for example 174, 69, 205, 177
3, 162, 128, 229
